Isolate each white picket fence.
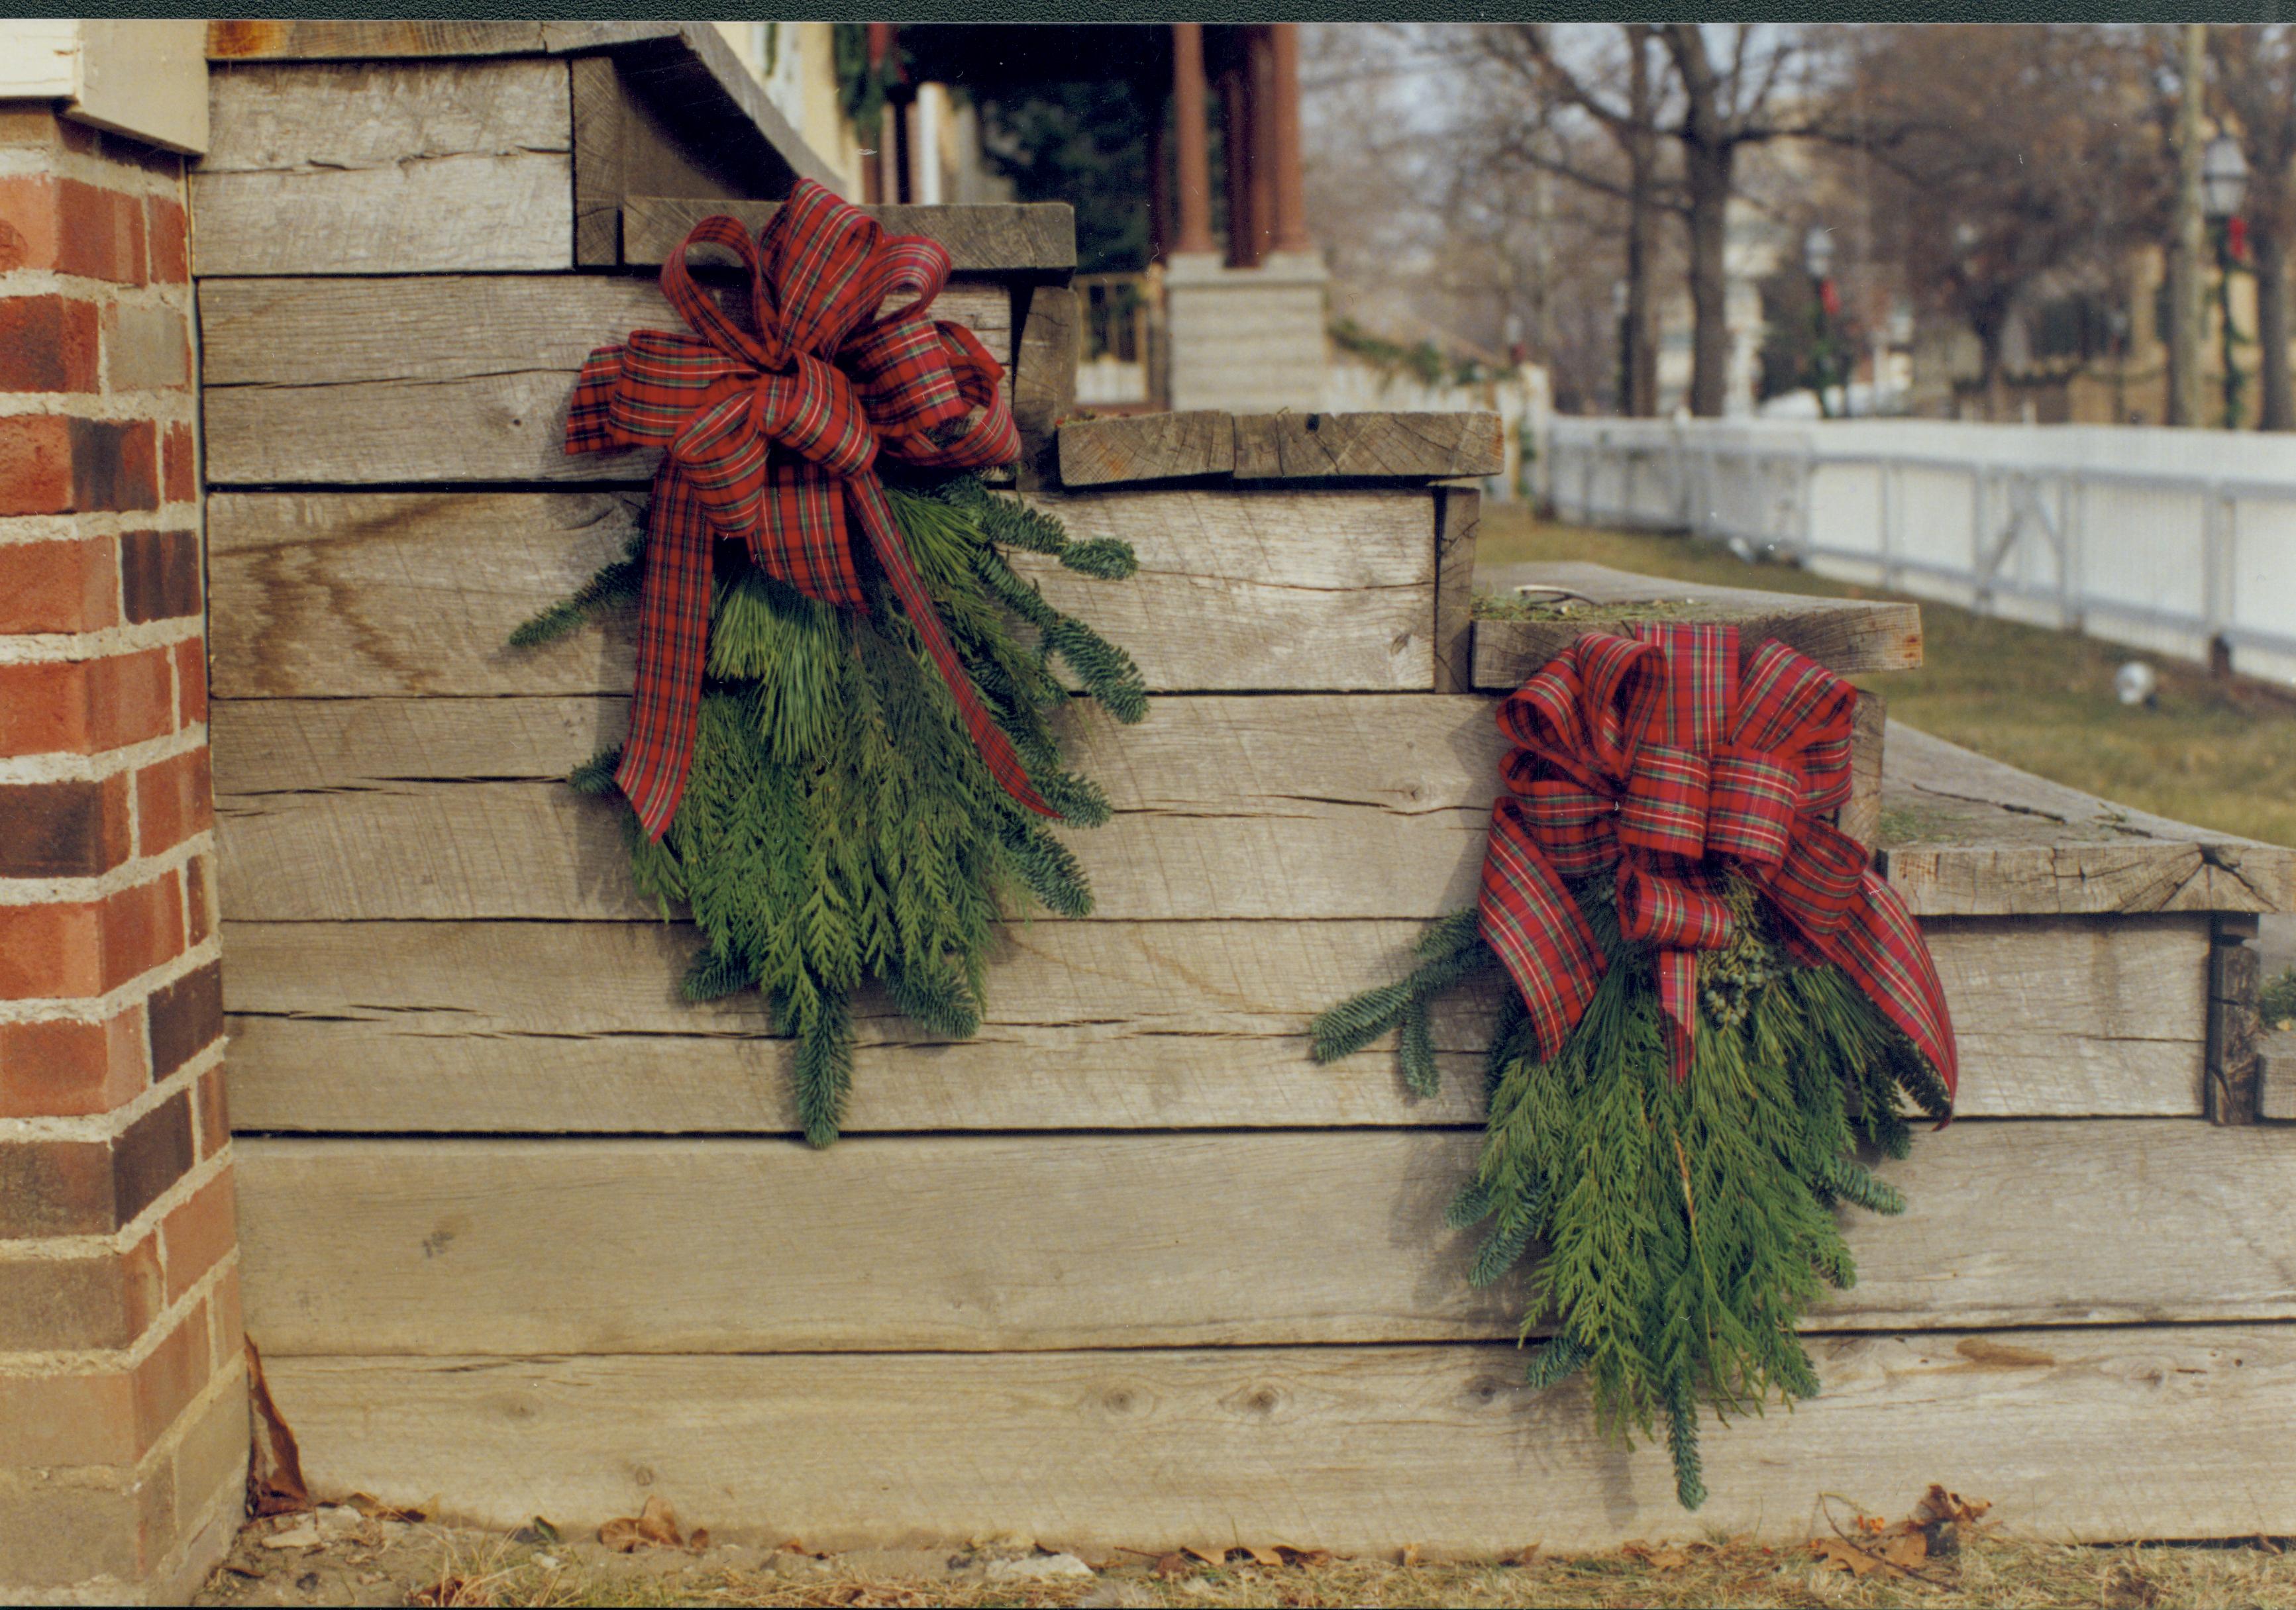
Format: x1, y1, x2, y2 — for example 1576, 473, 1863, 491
1542, 415, 2296, 686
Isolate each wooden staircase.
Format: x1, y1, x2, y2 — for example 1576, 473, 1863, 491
197, 34, 2296, 1553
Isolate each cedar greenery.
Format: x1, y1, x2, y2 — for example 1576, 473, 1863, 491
1312, 876, 1950, 1511
517, 472, 1146, 1146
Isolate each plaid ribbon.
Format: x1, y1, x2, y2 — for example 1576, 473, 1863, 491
565, 180, 1047, 840
1477, 621, 1957, 1099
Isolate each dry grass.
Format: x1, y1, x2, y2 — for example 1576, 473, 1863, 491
199, 1519, 2296, 1610
1475, 505, 2296, 848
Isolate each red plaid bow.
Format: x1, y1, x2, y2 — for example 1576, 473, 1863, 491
566, 179, 1049, 840
1477, 622, 1957, 1099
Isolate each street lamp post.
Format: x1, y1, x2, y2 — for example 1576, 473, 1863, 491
2203, 132, 2251, 427
1804, 225, 1838, 418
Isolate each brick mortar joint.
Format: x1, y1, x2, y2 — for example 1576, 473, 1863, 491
0, 509, 201, 548
0, 393, 199, 425
0, 143, 189, 197
0, 726, 209, 787
0, 1245, 240, 1382
0, 268, 195, 310
0, 826, 217, 907
0, 930, 223, 1027
0, 1033, 225, 1150
0, 618, 203, 666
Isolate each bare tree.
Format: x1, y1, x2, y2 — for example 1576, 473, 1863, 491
2213, 25, 2296, 430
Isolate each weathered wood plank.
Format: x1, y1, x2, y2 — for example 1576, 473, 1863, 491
625, 197, 1076, 273
1433, 484, 1477, 695
1059, 411, 1235, 487
1472, 562, 1924, 685
191, 60, 572, 276
570, 55, 623, 267
203, 489, 1434, 697
211, 695, 1492, 922
1882, 724, 2296, 916
235, 1121, 2296, 1356
218, 913, 2207, 1133
1839, 690, 1885, 852
261, 1326, 2296, 1550
197, 277, 1008, 485
2260, 1027, 2296, 1121
1233, 412, 1504, 482
1011, 283, 1077, 491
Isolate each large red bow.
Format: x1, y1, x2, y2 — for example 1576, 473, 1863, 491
565, 179, 1050, 840
1477, 621, 1957, 1099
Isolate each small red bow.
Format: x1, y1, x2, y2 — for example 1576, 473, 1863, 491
566, 179, 1049, 840
1477, 622, 1957, 1099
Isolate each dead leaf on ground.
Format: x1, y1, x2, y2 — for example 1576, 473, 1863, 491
1506, 1545, 1541, 1568
1398, 1542, 1422, 1567
599, 1495, 686, 1552
1278, 1546, 1333, 1568
1181, 1544, 1226, 1567
687, 1527, 711, 1552
1810, 1536, 1891, 1578
1880, 1531, 1930, 1572
244, 1338, 311, 1518
1912, 1484, 1991, 1529
1151, 1552, 1194, 1579
1649, 1548, 1691, 1570
409, 1577, 489, 1609
344, 1491, 427, 1523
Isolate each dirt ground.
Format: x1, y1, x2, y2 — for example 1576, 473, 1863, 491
193, 1506, 2296, 1610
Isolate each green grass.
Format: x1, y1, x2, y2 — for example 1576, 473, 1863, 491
1477, 506, 2296, 848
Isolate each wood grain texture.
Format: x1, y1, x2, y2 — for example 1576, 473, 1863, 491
1838, 690, 1885, 852
1472, 563, 1924, 687
1059, 411, 1235, 487
1012, 283, 1078, 491
2259, 1027, 2296, 1121
1433, 484, 1478, 694
569, 54, 623, 267
260, 1327, 2296, 1550
234, 1121, 2296, 1356
206, 21, 678, 60
203, 489, 1434, 697
217, 914, 2207, 1134
1882, 724, 2296, 916
191, 60, 572, 275
624, 197, 1077, 272
211, 695, 1495, 922
1233, 412, 1504, 482
197, 277, 1008, 486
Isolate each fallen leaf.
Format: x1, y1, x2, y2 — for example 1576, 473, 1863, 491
688, 1527, 711, 1552
1182, 1544, 1225, 1567
1278, 1546, 1333, 1568
244, 1339, 311, 1518
1881, 1531, 1930, 1572
1398, 1542, 1422, 1567
1151, 1552, 1193, 1579
1810, 1537, 1887, 1578
1506, 1545, 1541, 1568
599, 1495, 685, 1552
1241, 1544, 1284, 1568
410, 1576, 486, 1609
344, 1492, 426, 1524
1650, 1548, 1690, 1570
1912, 1484, 1990, 1528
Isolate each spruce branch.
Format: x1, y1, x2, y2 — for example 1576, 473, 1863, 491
508, 536, 644, 648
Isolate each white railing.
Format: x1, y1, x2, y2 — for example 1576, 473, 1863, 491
1542, 416, 2296, 686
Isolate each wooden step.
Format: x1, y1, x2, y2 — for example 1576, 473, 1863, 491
1060, 409, 1503, 488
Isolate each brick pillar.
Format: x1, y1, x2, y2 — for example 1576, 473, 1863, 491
0, 106, 246, 1603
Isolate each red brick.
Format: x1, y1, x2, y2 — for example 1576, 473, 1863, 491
0, 175, 146, 283
0, 1132, 115, 1234
99, 870, 184, 992
160, 1170, 235, 1303
0, 773, 132, 877
0, 415, 157, 515
0, 1232, 160, 1351
119, 528, 200, 623
0, 1294, 209, 1470
0, 898, 103, 999
134, 748, 211, 857
174, 638, 207, 728
146, 195, 188, 284
146, 960, 221, 1081
0, 413, 72, 514
162, 421, 195, 503
182, 851, 213, 945
107, 301, 189, 392
0, 534, 118, 633
0, 1009, 146, 1118
109, 1087, 193, 1226
193, 1061, 229, 1159
0, 648, 177, 757
0, 295, 100, 392
134, 1295, 209, 1438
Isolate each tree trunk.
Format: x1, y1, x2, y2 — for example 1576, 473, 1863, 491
1683, 140, 1733, 418
2168, 23, 2207, 427
2260, 220, 2295, 430
1623, 26, 1659, 417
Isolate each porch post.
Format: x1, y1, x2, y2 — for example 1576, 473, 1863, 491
1171, 24, 1216, 256
1269, 23, 1312, 254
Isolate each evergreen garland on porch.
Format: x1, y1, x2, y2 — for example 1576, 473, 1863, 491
1312, 876, 1950, 1510
513, 472, 1146, 1145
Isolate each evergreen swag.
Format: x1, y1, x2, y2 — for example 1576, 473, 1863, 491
1312, 878, 1950, 1511
511, 472, 1147, 1146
